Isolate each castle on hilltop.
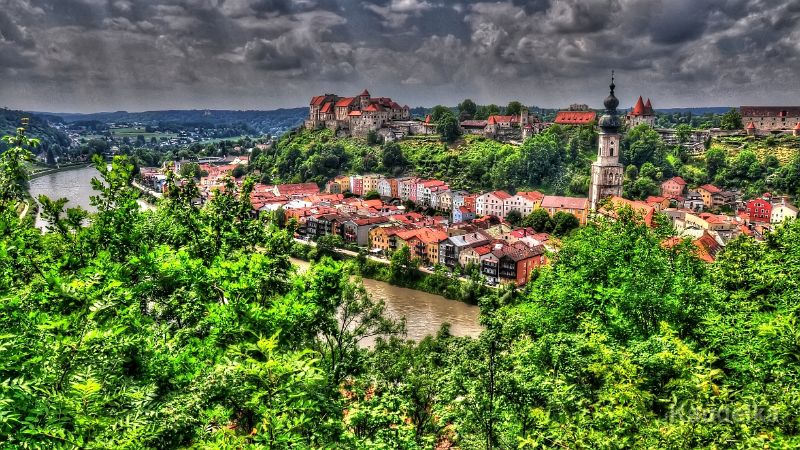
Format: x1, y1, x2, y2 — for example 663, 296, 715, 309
626, 96, 656, 127
305, 89, 417, 140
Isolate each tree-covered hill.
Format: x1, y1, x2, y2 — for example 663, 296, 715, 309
253, 125, 800, 202
48, 108, 308, 135
0, 108, 71, 158
251, 126, 599, 195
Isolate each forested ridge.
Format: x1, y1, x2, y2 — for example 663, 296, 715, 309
252, 126, 800, 201
2, 127, 800, 448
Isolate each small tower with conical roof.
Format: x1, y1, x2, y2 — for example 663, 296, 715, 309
589, 72, 624, 210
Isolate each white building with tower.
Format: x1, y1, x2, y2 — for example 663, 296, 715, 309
589, 74, 624, 210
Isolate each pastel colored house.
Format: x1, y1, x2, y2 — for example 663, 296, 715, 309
660, 176, 687, 199
540, 196, 589, 225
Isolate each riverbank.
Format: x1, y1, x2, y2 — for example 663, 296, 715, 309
290, 240, 491, 305
29, 163, 93, 180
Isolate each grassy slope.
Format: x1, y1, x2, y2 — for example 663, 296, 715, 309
710, 135, 800, 164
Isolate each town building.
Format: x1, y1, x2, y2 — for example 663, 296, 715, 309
740, 106, 800, 132
626, 96, 656, 127
540, 195, 589, 225
439, 231, 492, 268
746, 196, 772, 223
452, 205, 475, 224
343, 216, 389, 246
459, 109, 544, 142
696, 184, 735, 208
589, 75, 624, 210
660, 176, 687, 199
476, 191, 511, 218
684, 191, 704, 211
505, 191, 544, 217
771, 201, 798, 224
459, 245, 494, 270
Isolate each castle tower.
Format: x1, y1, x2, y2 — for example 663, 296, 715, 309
589, 73, 624, 210
359, 89, 370, 109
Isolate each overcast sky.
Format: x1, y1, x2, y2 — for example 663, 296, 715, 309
1, 0, 799, 113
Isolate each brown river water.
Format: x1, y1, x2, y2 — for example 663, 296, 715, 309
28, 166, 483, 343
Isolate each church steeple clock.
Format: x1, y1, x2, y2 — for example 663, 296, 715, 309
589, 72, 624, 210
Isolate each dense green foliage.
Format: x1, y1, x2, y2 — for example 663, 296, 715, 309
0, 108, 70, 159
4, 125, 800, 448
266, 126, 598, 194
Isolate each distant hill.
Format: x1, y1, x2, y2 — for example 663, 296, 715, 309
0, 108, 71, 157
42, 108, 308, 135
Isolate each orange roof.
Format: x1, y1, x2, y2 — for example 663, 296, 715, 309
746, 122, 756, 129
487, 116, 496, 125
363, 104, 380, 112
795, 122, 800, 130
488, 115, 517, 123
605, 196, 655, 227
540, 195, 588, 210
348, 110, 361, 116
488, 190, 512, 200
631, 96, 646, 115
699, 184, 721, 194
554, 111, 596, 124
424, 114, 432, 124
665, 176, 687, 186
516, 191, 544, 202
320, 102, 332, 113
646, 196, 667, 204
335, 97, 355, 107
276, 182, 320, 196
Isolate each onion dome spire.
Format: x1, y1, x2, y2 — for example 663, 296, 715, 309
599, 70, 621, 132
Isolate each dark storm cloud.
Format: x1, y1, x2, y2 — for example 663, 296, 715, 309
1, 0, 798, 112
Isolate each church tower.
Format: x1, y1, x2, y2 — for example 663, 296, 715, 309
589, 73, 624, 210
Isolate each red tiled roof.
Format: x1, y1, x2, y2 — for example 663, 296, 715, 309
699, 184, 721, 194
472, 245, 493, 256
348, 110, 362, 116
363, 104, 381, 112
320, 102, 332, 113
631, 96, 646, 115
352, 216, 389, 226
740, 106, 800, 117
335, 97, 355, 107
487, 116, 496, 125
605, 196, 655, 227
489, 190, 512, 200
488, 115, 517, 123
424, 114, 432, 124
554, 111, 596, 124
360, 89, 370, 97
310, 95, 327, 106
666, 176, 687, 186
645, 98, 653, 114
540, 195, 588, 210
646, 196, 667, 204
516, 191, 544, 202
276, 182, 320, 196
746, 121, 756, 129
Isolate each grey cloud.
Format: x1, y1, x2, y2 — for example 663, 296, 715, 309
0, 0, 798, 112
